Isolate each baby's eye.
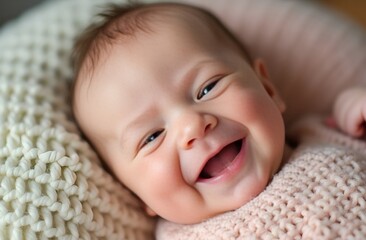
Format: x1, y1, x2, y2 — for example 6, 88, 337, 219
197, 80, 219, 100
141, 129, 164, 148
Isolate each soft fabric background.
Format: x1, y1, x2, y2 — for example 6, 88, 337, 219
318, 0, 366, 28
0, 0, 45, 27
1, 1, 365, 29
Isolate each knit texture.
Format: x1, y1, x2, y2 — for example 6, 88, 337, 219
0, 0, 155, 239
1, 0, 366, 239
156, 117, 366, 239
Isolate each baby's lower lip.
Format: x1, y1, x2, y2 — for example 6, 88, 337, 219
197, 139, 246, 184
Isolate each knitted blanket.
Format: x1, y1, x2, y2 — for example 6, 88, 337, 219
156, 117, 366, 239
0, 0, 155, 239
1, 0, 366, 239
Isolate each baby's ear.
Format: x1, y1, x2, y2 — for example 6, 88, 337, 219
143, 203, 157, 217
252, 59, 286, 113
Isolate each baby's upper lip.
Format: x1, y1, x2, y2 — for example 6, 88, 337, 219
195, 137, 244, 183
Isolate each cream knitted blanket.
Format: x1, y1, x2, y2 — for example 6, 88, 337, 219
1, 0, 366, 239
0, 0, 155, 239
156, 117, 366, 239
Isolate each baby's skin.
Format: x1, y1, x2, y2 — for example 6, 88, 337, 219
333, 88, 366, 138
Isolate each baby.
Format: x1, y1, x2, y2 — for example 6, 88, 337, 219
71, 1, 366, 225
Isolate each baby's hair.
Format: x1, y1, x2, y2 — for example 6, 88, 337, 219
72, 2, 250, 82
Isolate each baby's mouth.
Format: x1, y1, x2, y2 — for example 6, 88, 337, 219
199, 140, 242, 180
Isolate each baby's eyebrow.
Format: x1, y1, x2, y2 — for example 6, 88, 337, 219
174, 59, 220, 90
119, 106, 159, 145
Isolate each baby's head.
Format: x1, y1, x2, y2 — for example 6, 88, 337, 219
72, 2, 286, 224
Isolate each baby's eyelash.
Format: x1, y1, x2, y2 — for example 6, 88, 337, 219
141, 129, 164, 148
197, 79, 219, 100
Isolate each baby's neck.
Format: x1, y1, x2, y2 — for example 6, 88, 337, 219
281, 144, 293, 167
275, 144, 293, 177
269, 144, 292, 181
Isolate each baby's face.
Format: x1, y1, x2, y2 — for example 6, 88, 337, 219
74, 18, 286, 224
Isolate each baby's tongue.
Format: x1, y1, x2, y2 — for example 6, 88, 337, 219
201, 142, 239, 178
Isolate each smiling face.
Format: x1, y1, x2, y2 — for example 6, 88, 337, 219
73, 7, 286, 224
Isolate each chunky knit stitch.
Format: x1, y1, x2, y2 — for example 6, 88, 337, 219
1, 0, 366, 239
0, 0, 155, 239
156, 117, 366, 239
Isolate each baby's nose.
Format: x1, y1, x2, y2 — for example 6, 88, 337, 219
176, 110, 217, 149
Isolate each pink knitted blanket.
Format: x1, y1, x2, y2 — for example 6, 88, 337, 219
156, 117, 366, 239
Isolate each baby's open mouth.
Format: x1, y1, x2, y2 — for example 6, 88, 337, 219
199, 140, 242, 180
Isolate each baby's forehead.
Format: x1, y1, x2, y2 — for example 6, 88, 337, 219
83, 6, 213, 65
81, 5, 227, 77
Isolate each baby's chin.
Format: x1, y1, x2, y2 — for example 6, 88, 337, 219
166, 196, 259, 224
159, 163, 281, 224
